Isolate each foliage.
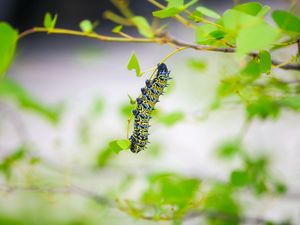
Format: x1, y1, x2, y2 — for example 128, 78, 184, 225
0, 79, 62, 123
43, 12, 58, 29
127, 52, 141, 76
0, 23, 18, 78
0, 0, 299, 225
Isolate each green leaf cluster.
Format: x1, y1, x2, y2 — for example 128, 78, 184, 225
192, 2, 300, 57
141, 173, 200, 218
229, 155, 287, 195
203, 183, 240, 225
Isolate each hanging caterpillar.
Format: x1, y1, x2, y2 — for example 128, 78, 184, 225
130, 63, 171, 153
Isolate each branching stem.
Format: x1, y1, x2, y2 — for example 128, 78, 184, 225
17, 27, 300, 71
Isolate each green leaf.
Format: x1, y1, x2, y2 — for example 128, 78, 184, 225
279, 96, 300, 110
127, 94, 136, 105
188, 10, 203, 22
153, 8, 182, 18
236, 22, 278, 55
166, 0, 184, 8
43, 12, 57, 29
131, 16, 154, 38
79, 20, 93, 33
221, 9, 260, 31
209, 30, 226, 40
241, 59, 261, 78
216, 140, 242, 159
217, 75, 245, 98
158, 111, 184, 127
184, 0, 198, 9
143, 173, 200, 210
195, 24, 217, 44
0, 22, 18, 78
43, 13, 52, 28
187, 59, 207, 71
274, 182, 287, 194
234, 2, 262, 16
127, 52, 141, 76
153, 0, 197, 19
204, 183, 240, 218
109, 139, 131, 154
97, 147, 114, 167
259, 50, 271, 73
257, 5, 270, 17
112, 25, 123, 33
0, 146, 27, 179
196, 6, 221, 19
246, 97, 280, 120
272, 10, 300, 33
255, 181, 267, 194
120, 103, 135, 118
0, 79, 61, 123
230, 170, 249, 187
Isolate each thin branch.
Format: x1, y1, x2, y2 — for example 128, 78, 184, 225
17, 27, 300, 71
18, 27, 158, 43
166, 35, 300, 70
0, 183, 110, 205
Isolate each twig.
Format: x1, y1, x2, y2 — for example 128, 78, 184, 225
18, 27, 158, 42
17, 27, 300, 71
0, 183, 110, 205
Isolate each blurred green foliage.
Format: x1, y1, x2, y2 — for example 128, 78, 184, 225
0, 146, 27, 179
157, 111, 185, 127
203, 183, 240, 225
0, 0, 299, 224
0, 79, 62, 123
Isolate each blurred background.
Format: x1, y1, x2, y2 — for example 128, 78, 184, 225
0, 0, 300, 224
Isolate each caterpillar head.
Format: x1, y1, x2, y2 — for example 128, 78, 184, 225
157, 63, 168, 74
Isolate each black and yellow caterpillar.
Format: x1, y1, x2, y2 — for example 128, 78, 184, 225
130, 63, 171, 153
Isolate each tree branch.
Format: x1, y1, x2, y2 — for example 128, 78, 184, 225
17, 27, 300, 71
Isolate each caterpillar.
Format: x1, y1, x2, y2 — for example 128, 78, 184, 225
130, 63, 171, 153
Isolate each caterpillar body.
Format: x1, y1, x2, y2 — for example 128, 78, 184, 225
130, 63, 171, 153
